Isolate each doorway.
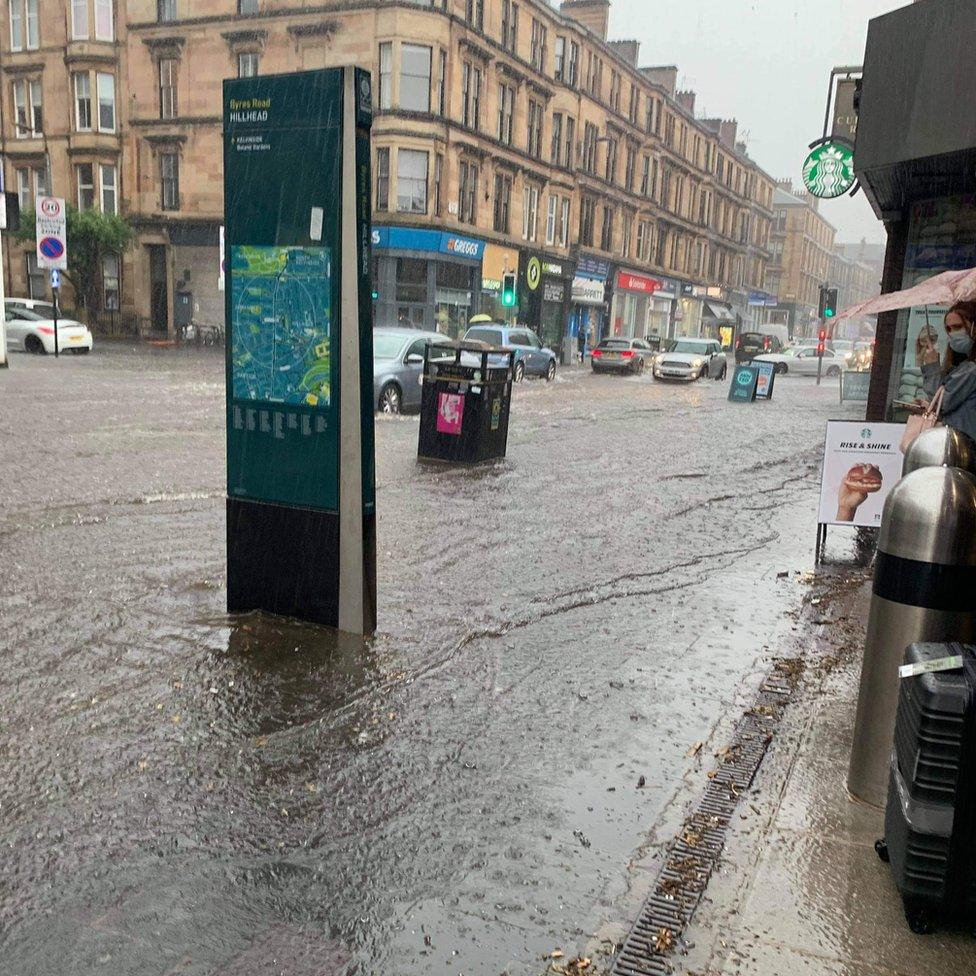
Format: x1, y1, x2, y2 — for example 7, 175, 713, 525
148, 245, 169, 335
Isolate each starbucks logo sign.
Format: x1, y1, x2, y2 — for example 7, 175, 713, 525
802, 141, 855, 199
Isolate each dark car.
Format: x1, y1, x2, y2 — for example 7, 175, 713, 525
590, 338, 654, 375
735, 331, 786, 363
462, 324, 557, 382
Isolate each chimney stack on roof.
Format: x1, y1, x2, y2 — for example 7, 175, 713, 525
560, 0, 611, 41
640, 65, 678, 97
609, 39, 640, 66
676, 90, 696, 115
701, 118, 738, 149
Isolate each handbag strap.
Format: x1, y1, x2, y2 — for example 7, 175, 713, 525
927, 385, 946, 418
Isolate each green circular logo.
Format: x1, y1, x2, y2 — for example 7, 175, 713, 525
526, 257, 542, 291
802, 141, 855, 199
736, 369, 752, 386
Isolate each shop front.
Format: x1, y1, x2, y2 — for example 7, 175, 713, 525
372, 226, 486, 338
518, 252, 575, 362
701, 298, 737, 347
570, 254, 611, 355
609, 269, 664, 340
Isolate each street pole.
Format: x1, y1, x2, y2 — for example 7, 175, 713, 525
816, 314, 824, 386
0, 223, 8, 369
52, 281, 59, 358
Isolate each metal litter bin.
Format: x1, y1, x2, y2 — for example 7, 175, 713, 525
903, 426, 976, 477
418, 343, 515, 464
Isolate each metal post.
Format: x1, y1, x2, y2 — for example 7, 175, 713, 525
52, 284, 59, 358
816, 315, 824, 385
0, 223, 8, 369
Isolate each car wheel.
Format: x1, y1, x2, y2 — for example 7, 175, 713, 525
826, 365, 841, 377
634, 357, 646, 375
717, 363, 727, 380
25, 334, 45, 354
775, 362, 788, 375
545, 360, 556, 382
71, 348, 91, 355
513, 361, 525, 383
591, 365, 602, 374
378, 382, 402, 414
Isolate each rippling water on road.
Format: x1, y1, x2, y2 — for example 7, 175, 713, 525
0, 347, 863, 975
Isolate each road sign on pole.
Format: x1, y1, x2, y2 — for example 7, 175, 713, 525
35, 196, 68, 271
50, 268, 61, 290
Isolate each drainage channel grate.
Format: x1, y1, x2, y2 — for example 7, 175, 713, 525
610, 659, 801, 976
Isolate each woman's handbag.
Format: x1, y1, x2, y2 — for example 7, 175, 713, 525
900, 386, 945, 453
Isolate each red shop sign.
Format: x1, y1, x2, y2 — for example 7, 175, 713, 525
617, 271, 662, 294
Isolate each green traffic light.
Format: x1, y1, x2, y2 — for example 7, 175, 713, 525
825, 308, 835, 317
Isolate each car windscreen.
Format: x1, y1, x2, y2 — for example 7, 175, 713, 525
465, 328, 504, 346
667, 341, 708, 354
27, 303, 56, 318
373, 334, 406, 359
598, 340, 632, 350
9, 308, 48, 321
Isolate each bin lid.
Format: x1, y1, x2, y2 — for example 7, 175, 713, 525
903, 427, 976, 478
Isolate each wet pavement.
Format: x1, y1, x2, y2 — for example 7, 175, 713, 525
0, 344, 864, 975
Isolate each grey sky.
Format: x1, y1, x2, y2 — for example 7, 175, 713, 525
607, 0, 907, 244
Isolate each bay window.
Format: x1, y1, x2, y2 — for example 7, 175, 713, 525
396, 149, 428, 214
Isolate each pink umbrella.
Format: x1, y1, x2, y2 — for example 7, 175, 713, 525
837, 266, 976, 320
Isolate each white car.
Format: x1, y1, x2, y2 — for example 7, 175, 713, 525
754, 346, 842, 377
652, 338, 727, 381
4, 300, 93, 355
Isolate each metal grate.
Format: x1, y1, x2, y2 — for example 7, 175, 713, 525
610, 658, 802, 976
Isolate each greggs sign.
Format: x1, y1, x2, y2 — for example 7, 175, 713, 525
617, 271, 663, 294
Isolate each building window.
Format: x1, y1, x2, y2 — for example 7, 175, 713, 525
73, 72, 92, 130
238, 52, 259, 77
501, 0, 518, 52
565, 117, 575, 169
461, 63, 482, 129
636, 220, 649, 262
433, 154, 443, 217
466, 0, 484, 31
527, 99, 543, 159
625, 146, 637, 192
100, 163, 117, 214
640, 155, 650, 196
396, 149, 428, 214
609, 71, 620, 112
10, 0, 38, 50
605, 138, 617, 184
629, 85, 640, 125
102, 253, 120, 310
437, 50, 447, 116
550, 113, 563, 165
16, 166, 46, 210
161, 152, 179, 210
375, 147, 390, 211
158, 0, 176, 22
554, 36, 565, 81
458, 160, 478, 224
546, 195, 557, 247
579, 195, 596, 248
26, 252, 45, 299
12, 79, 41, 138
95, 0, 113, 40
600, 205, 614, 252
71, 0, 89, 38
568, 41, 579, 87
97, 73, 115, 132
621, 212, 633, 260
159, 58, 178, 119
378, 42, 392, 110
238, 0, 257, 12
545, 194, 569, 248
522, 184, 539, 242
560, 197, 570, 247
76, 163, 96, 211
582, 122, 597, 174
493, 172, 512, 234
497, 82, 515, 145
400, 44, 431, 112
530, 19, 547, 71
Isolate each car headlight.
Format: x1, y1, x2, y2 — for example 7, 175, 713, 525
691, 358, 703, 368
654, 354, 665, 364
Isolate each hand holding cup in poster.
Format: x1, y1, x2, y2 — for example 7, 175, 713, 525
836, 463, 883, 522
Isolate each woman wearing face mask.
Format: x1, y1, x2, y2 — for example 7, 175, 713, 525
917, 301, 976, 442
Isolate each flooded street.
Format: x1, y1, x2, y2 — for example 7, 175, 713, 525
0, 346, 863, 976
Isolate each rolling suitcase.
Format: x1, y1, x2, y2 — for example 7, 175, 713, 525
876, 642, 976, 935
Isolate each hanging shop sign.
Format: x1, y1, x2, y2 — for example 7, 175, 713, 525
802, 140, 856, 199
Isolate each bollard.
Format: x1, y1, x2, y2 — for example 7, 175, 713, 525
903, 426, 976, 477
848, 465, 976, 806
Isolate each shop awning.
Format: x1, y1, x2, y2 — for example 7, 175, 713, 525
703, 301, 735, 322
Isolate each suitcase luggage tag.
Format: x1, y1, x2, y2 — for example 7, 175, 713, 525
899, 655, 965, 678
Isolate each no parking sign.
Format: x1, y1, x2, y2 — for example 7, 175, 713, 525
35, 196, 67, 270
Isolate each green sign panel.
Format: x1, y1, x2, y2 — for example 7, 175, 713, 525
728, 364, 760, 403
802, 141, 856, 199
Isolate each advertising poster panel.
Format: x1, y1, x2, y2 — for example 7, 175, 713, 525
818, 421, 904, 526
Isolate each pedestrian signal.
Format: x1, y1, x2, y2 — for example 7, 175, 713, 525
501, 272, 517, 308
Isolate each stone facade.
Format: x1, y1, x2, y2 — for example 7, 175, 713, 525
1, 0, 776, 341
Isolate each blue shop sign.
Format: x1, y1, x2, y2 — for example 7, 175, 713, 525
728, 364, 760, 403
577, 255, 611, 281
372, 226, 485, 261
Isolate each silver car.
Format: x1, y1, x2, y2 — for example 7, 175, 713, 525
373, 327, 454, 414
652, 338, 727, 381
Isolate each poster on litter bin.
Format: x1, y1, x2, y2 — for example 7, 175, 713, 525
818, 421, 905, 527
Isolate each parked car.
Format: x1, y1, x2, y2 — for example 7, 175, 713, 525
462, 323, 557, 382
735, 331, 786, 363
3, 301, 93, 355
590, 337, 654, 374
652, 338, 727, 381
373, 327, 453, 414
753, 346, 844, 376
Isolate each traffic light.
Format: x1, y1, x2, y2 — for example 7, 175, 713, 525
817, 327, 827, 357
501, 272, 517, 308
818, 285, 838, 319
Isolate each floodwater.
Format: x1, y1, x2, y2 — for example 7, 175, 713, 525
0, 346, 863, 975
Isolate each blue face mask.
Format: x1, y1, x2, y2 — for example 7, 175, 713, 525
948, 330, 974, 355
